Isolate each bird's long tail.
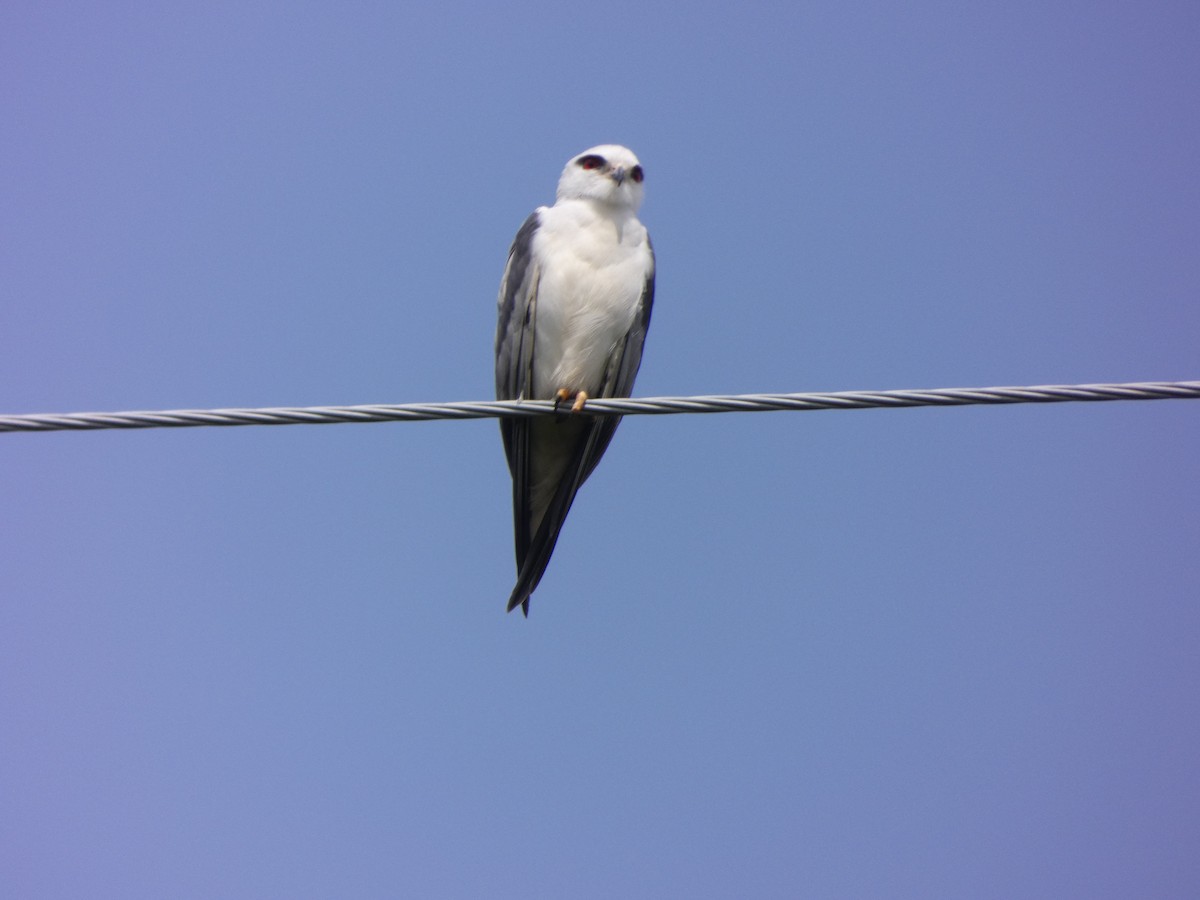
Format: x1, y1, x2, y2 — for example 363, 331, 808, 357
506, 422, 604, 616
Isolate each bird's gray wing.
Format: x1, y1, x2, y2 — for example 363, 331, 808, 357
504, 245, 656, 615
495, 211, 541, 406
495, 211, 542, 579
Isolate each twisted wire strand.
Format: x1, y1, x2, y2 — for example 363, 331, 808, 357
1, 380, 1197, 434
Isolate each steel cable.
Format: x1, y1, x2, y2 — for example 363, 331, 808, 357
2, 380, 1197, 434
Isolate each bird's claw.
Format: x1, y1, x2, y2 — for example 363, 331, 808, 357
553, 388, 589, 413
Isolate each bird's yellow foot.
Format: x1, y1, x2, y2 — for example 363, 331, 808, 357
553, 388, 588, 412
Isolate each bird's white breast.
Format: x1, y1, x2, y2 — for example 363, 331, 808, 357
529, 200, 652, 399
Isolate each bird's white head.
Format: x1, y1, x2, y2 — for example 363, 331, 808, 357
555, 145, 645, 212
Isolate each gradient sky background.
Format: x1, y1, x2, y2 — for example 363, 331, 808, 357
3, 2, 1199, 897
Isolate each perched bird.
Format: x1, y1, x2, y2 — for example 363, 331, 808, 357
495, 145, 656, 615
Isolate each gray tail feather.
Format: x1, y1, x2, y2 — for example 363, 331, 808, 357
505, 422, 603, 616
505, 491, 576, 615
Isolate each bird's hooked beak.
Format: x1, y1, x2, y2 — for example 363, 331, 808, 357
610, 166, 627, 186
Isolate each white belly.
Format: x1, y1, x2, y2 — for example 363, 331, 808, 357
529, 203, 651, 399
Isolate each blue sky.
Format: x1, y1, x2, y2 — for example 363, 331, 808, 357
3, 2, 1198, 897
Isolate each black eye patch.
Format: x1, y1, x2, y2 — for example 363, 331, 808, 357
630, 165, 644, 183
577, 154, 606, 170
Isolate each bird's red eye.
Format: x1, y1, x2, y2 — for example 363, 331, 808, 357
630, 165, 644, 183
577, 154, 605, 170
